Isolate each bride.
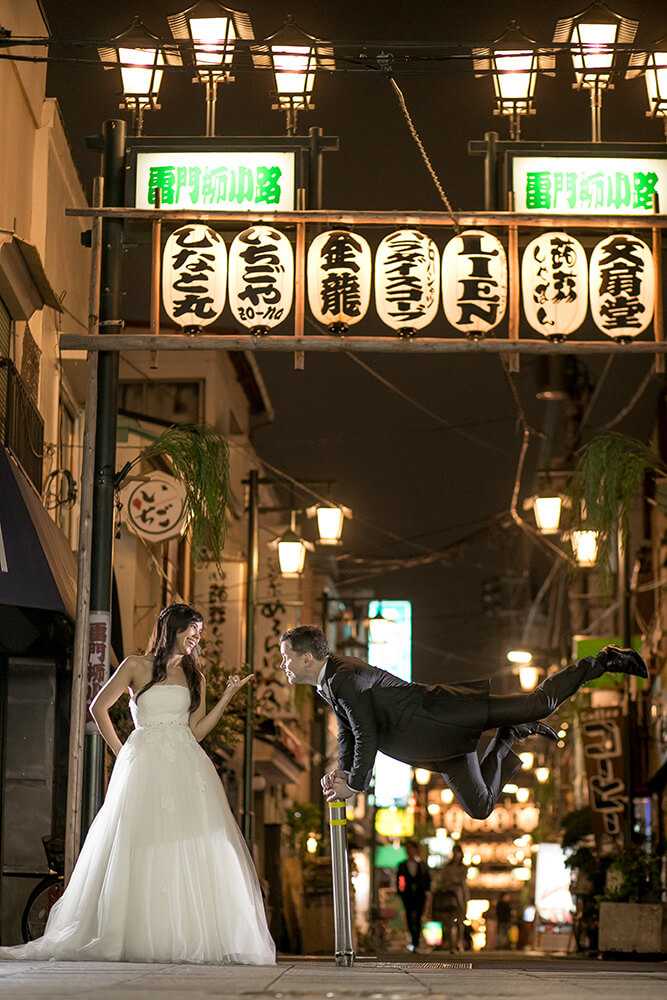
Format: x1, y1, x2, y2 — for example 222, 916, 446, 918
0, 603, 276, 965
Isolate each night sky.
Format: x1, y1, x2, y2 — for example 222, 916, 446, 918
40, 1, 666, 683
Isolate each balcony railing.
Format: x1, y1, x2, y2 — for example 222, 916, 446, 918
0, 358, 44, 492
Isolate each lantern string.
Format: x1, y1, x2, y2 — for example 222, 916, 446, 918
388, 75, 460, 231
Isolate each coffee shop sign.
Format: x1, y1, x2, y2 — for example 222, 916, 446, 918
162, 224, 656, 342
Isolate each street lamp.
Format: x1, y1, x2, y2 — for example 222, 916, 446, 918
553, 2, 638, 142
168, 2, 255, 136
473, 21, 554, 140
270, 511, 314, 578
252, 15, 335, 135
507, 648, 533, 664
571, 529, 599, 567
98, 16, 182, 135
307, 503, 352, 545
366, 605, 396, 644
627, 34, 667, 139
532, 493, 562, 535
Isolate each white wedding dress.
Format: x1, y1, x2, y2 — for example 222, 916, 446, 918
0, 685, 276, 964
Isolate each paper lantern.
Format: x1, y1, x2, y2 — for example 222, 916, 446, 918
442, 229, 507, 337
589, 234, 654, 341
307, 230, 371, 332
228, 225, 293, 333
162, 224, 226, 330
522, 231, 587, 340
375, 229, 439, 336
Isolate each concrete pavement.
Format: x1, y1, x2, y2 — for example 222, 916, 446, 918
1, 953, 666, 1000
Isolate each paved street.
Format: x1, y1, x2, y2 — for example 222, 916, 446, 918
1, 954, 665, 1000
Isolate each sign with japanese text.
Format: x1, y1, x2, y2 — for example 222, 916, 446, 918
254, 558, 297, 720
307, 230, 371, 332
119, 471, 187, 542
580, 704, 627, 855
85, 611, 111, 734
192, 559, 245, 671
511, 155, 667, 215
135, 151, 297, 211
522, 232, 588, 339
441, 229, 507, 336
375, 229, 440, 335
162, 224, 227, 329
589, 234, 654, 340
229, 225, 294, 333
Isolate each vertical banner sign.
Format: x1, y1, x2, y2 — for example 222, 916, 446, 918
192, 559, 246, 670
162, 224, 227, 330
375, 230, 440, 336
441, 229, 507, 337
229, 225, 294, 334
307, 230, 371, 333
589, 234, 654, 341
521, 231, 588, 340
580, 705, 627, 855
85, 611, 112, 735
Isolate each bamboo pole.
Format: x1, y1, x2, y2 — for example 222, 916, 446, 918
293, 219, 306, 371
64, 176, 103, 883
507, 191, 519, 374
59, 333, 667, 355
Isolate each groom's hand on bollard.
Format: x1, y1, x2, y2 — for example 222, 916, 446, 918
321, 769, 355, 802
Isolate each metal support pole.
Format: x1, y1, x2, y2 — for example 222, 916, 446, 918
590, 83, 602, 143
205, 78, 218, 137
308, 126, 324, 210
617, 526, 634, 848
242, 469, 259, 848
81, 119, 126, 840
482, 131, 499, 212
328, 800, 355, 966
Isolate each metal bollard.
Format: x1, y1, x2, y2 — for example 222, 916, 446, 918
328, 800, 355, 967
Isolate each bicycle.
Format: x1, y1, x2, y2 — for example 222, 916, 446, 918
20, 836, 65, 943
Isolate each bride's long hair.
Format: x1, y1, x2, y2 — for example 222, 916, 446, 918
137, 603, 204, 712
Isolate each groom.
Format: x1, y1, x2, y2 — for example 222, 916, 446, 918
279, 625, 647, 819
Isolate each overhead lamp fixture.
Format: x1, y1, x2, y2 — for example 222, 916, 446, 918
473, 20, 555, 140
570, 529, 598, 567
168, 2, 255, 136
252, 15, 335, 135
98, 16, 182, 135
269, 511, 314, 578
306, 503, 352, 545
507, 649, 532, 664
414, 768, 431, 786
553, 2, 638, 141
518, 665, 541, 691
367, 605, 396, 644
532, 494, 563, 534
627, 33, 667, 139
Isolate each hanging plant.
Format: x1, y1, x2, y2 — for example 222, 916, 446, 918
567, 432, 665, 584
117, 423, 231, 567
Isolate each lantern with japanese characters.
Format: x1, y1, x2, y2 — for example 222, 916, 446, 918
375, 229, 440, 336
228, 225, 294, 334
521, 231, 588, 340
589, 234, 654, 342
307, 230, 371, 333
442, 229, 507, 338
162, 224, 227, 331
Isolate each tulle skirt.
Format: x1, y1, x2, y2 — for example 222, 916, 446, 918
0, 724, 276, 964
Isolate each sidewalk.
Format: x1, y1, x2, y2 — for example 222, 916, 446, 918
1, 953, 665, 1000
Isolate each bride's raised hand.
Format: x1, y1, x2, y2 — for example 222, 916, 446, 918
225, 673, 254, 700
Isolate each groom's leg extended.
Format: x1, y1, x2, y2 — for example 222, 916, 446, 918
486, 655, 601, 728
439, 741, 522, 820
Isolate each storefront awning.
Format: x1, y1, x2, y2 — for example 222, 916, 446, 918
0, 447, 77, 619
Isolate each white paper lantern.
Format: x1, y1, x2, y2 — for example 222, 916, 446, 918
589, 234, 654, 341
307, 230, 371, 332
228, 225, 294, 334
521, 231, 587, 340
162, 224, 226, 330
442, 229, 507, 337
375, 229, 440, 336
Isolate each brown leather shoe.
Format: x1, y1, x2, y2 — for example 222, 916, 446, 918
595, 645, 648, 679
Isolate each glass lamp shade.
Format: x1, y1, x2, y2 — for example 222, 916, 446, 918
168, 3, 255, 81
252, 16, 335, 111
627, 39, 667, 117
307, 503, 351, 545
533, 495, 562, 534
414, 768, 431, 786
507, 649, 532, 664
571, 529, 598, 567
98, 16, 181, 109
367, 608, 395, 644
518, 665, 540, 691
492, 49, 537, 114
553, 4, 638, 90
277, 532, 307, 576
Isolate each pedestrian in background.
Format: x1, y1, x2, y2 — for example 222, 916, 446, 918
432, 844, 469, 952
396, 840, 432, 953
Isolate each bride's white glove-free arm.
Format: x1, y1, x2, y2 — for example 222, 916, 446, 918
189, 673, 253, 741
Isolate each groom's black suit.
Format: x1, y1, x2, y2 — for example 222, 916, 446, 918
318, 652, 603, 819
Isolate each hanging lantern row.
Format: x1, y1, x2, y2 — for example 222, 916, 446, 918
161, 225, 655, 342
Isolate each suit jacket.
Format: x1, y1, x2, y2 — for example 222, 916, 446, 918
318, 654, 490, 791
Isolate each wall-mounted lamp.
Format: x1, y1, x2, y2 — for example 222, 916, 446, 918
307, 503, 352, 545
269, 511, 314, 577
570, 528, 599, 567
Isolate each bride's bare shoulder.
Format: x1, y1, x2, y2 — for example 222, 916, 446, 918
120, 653, 154, 687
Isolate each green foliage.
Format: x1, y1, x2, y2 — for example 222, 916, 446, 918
285, 801, 323, 856
567, 433, 664, 587
601, 846, 662, 904
140, 423, 231, 567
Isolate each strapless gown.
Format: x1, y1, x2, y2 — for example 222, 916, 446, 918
0, 685, 276, 964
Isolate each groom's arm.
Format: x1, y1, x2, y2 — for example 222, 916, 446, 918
331, 673, 378, 793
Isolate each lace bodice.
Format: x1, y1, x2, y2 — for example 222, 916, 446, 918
130, 684, 191, 729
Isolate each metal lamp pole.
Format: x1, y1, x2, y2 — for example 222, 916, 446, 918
242, 469, 259, 847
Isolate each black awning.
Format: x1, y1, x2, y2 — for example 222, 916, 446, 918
0, 447, 77, 619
